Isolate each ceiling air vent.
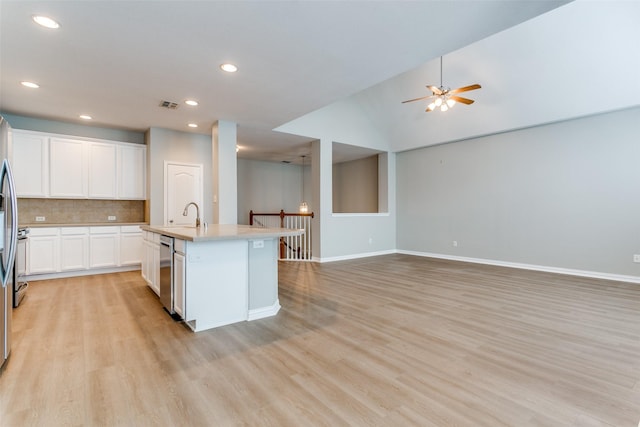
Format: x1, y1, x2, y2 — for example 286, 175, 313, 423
159, 100, 179, 109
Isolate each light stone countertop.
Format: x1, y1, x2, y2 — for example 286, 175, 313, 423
20, 222, 148, 228
140, 224, 303, 242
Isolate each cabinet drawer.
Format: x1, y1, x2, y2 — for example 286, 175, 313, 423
28, 227, 59, 237
60, 227, 89, 235
121, 225, 141, 233
90, 226, 120, 234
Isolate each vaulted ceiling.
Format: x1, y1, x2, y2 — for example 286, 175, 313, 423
2, 1, 637, 164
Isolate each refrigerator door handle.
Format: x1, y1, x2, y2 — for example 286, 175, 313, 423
0, 159, 17, 288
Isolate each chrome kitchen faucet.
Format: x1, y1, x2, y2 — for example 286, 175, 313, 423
182, 202, 201, 227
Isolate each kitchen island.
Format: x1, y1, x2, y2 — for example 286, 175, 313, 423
140, 224, 302, 332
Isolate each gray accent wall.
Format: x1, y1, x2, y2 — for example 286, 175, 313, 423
237, 158, 311, 225
397, 107, 640, 278
332, 155, 378, 213
0, 113, 144, 144
248, 238, 278, 310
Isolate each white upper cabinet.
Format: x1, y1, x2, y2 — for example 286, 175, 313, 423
49, 137, 88, 198
10, 130, 146, 200
88, 142, 117, 198
118, 144, 146, 200
11, 130, 49, 197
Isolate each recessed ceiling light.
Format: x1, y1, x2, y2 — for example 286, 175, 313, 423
220, 63, 238, 73
21, 81, 40, 89
79, 115, 92, 120
188, 123, 198, 128
32, 15, 60, 29
185, 100, 198, 106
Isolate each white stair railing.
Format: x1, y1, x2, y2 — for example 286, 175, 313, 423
249, 210, 314, 261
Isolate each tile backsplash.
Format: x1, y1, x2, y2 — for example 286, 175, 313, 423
18, 198, 146, 225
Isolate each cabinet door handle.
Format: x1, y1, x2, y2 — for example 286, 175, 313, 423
169, 219, 174, 224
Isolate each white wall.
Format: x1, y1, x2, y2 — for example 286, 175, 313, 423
147, 127, 213, 225
396, 107, 640, 280
237, 158, 311, 224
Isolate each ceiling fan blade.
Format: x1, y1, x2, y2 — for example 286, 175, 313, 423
401, 95, 435, 104
449, 84, 481, 94
450, 95, 475, 105
427, 85, 443, 95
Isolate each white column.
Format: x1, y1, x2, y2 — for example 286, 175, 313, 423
212, 120, 238, 224
311, 138, 332, 260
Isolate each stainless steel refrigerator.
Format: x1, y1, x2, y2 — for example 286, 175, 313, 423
0, 115, 18, 371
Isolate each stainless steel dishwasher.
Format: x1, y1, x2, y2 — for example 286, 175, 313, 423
159, 235, 176, 316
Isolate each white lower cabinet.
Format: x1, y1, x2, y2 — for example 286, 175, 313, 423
120, 226, 142, 266
60, 227, 89, 271
26, 225, 143, 277
141, 231, 160, 296
89, 227, 119, 268
27, 228, 59, 274
173, 245, 186, 318
152, 241, 160, 295
141, 238, 150, 283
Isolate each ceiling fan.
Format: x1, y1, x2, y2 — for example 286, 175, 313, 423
402, 56, 481, 112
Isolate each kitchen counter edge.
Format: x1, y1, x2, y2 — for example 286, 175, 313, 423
140, 224, 303, 242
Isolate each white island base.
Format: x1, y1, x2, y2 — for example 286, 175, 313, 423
141, 225, 301, 332
182, 238, 279, 332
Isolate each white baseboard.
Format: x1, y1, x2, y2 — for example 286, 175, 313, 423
397, 250, 640, 284
248, 299, 281, 321
316, 249, 397, 263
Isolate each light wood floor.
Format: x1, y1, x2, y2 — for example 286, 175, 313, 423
1, 254, 639, 426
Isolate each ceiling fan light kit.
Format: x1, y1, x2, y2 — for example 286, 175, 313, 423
403, 56, 481, 112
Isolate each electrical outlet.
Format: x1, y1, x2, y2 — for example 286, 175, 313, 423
368, 237, 373, 245
633, 254, 640, 263
108, 215, 116, 221
453, 240, 458, 247
253, 240, 264, 249
35, 216, 45, 222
